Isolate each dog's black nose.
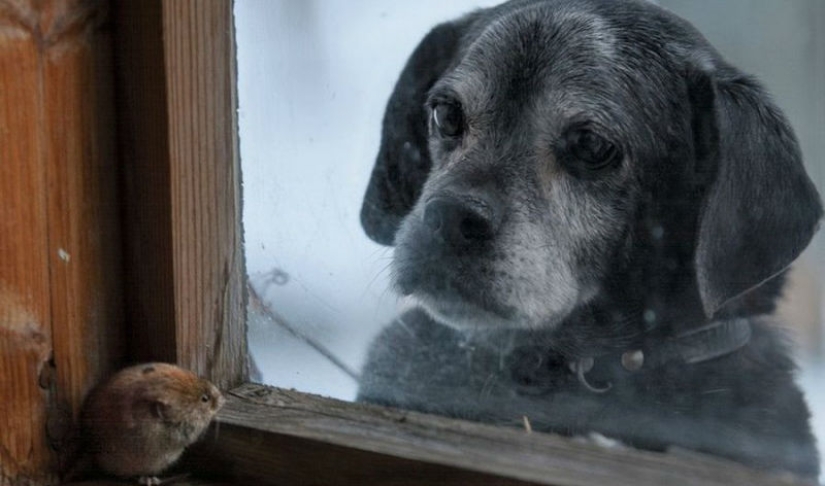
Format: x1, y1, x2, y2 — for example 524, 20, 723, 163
423, 195, 498, 249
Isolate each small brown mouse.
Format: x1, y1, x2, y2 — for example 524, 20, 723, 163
79, 363, 225, 484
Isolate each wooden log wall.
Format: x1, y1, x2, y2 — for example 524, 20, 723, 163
0, 0, 123, 484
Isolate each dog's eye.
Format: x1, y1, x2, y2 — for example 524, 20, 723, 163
565, 127, 621, 171
432, 102, 464, 138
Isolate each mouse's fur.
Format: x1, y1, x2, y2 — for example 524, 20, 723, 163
79, 363, 224, 480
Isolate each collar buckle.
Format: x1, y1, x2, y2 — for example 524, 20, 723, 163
571, 318, 752, 394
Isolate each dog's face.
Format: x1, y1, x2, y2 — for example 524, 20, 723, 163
361, 0, 822, 332
396, 8, 644, 330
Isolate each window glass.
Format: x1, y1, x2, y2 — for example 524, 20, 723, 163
238, 0, 501, 399
236, 1, 824, 480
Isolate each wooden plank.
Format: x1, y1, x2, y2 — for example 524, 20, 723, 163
195, 384, 814, 486
113, 0, 245, 389
0, 1, 54, 482
0, 0, 122, 484
161, 0, 245, 389
188, 424, 534, 486
41, 0, 123, 445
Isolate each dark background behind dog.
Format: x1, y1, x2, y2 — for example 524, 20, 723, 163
235, 0, 824, 479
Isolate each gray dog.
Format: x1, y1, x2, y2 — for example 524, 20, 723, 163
358, 0, 822, 478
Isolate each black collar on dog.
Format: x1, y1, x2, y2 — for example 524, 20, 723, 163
570, 318, 752, 393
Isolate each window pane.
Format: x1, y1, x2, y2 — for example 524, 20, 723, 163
236, 1, 824, 481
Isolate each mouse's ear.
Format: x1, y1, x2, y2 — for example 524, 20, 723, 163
690, 66, 822, 317
360, 17, 473, 245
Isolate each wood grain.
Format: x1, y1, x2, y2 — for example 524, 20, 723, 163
193, 384, 815, 486
161, 0, 245, 390
0, 3, 53, 481
0, 0, 123, 484
114, 0, 245, 389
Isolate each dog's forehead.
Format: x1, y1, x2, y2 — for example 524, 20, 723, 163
437, 2, 679, 131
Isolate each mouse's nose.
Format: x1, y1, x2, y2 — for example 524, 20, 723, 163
423, 195, 500, 250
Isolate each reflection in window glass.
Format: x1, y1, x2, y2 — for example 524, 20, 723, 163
237, 0, 824, 481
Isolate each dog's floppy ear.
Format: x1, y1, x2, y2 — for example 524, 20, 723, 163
360, 18, 470, 245
692, 67, 823, 316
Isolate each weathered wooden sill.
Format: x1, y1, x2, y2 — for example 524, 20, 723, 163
175, 383, 814, 486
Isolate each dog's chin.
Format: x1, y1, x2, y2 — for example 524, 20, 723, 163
410, 293, 560, 332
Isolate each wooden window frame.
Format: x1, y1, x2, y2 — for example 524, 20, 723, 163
112, 3, 814, 486
0, 1, 812, 484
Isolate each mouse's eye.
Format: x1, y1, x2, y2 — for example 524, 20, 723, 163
432, 102, 464, 138
562, 126, 622, 172
200, 393, 211, 403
